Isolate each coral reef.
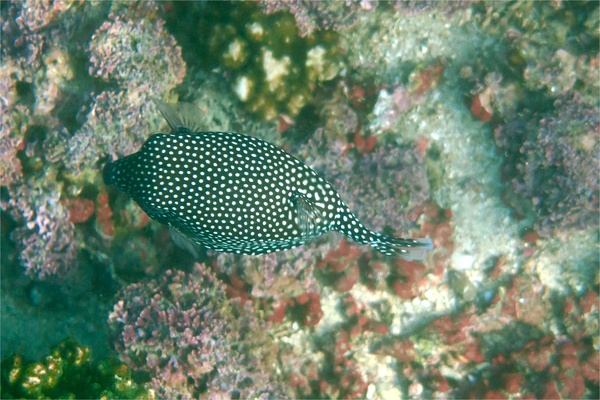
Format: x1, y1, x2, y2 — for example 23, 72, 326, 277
205, 2, 344, 120
215, 242, 324, 301
473, 0, 598, 104
1, 1, 598, 399
65, 3, 186, 183
0, 337, 153, 399
108, 263, 290, 398
495, 93, 599, 236
0, 0, 191, 378
260, 0, 365, 37
2, 171, 77, 279
1, 0, 185, 280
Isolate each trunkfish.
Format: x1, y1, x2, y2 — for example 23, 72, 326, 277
103, 100, 433, 260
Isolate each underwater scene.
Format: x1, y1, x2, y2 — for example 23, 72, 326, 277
1, 1, 598, 399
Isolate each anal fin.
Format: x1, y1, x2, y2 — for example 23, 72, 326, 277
169, 226, 205, 259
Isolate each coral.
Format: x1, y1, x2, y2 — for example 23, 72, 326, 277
299, 133, 431, 236
63, 90, 158, 183
316, 240, 363, 293
390, 250, 600, 399
205, 2, 344, 120
62, 198, 95, 224
260, 0, 365, 37
316, 84, 362, 142
109, 263, 290, 398
389, 259, 428, 300
275, 316, 370, 399
286, 292, 324, 328
341, 6, 482, 86
0, 337, 153, 399
495, 93, 599, 236
215, 241, 325, 300
2, 174, 77, 279
473, 1, 599, 104
89, 17, 184, 88
368, 62, 446, 138
64, 3, 186, 183
1, 2, 597, 399
1, 0, 84, 116
1, 0, 186, 280
0, 103, 27, 187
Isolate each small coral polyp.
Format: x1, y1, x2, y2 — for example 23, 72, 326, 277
208, 3, 343, 120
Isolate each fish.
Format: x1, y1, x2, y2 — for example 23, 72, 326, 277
103, 100, 433, 260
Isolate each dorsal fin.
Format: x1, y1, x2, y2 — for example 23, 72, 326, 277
153, 99, 208, 134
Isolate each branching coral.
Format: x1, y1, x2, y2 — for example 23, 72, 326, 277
109, 263, 290, 398
1, 1, 186, 279
3, 173, 77, 279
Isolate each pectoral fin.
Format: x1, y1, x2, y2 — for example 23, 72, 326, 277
291, 191, 326, 241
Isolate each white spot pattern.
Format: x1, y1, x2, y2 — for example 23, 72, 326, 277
104, 130, 433, 259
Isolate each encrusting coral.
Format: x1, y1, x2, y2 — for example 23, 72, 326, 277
0, 337, 154, 399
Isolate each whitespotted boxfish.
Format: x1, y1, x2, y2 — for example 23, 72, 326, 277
103, 100, 433, 260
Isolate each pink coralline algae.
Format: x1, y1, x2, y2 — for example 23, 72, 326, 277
495, 93, 599, 236
260, 0, 365, 37
3, 177, 77, 279
1, 1, 186, 280
109, 263, 290, 399
215, 242, 324, 300
65, 9, 186, 181
303, 137, 431, 236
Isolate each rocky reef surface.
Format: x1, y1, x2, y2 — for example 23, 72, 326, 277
1, 1, 598, 398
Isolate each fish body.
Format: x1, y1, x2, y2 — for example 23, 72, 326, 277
103, 100, 433, 260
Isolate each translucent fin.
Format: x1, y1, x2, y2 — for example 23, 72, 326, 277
169, 226, 204, 259
153, 99, 208, 134
291, 192, 326, 240
369, 236, 433, 261
335, 209, 433, 260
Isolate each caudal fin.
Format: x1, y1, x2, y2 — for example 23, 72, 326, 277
368, 235, 433, 260
335, 210, 433, 260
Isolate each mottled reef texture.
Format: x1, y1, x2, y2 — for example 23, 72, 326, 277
1, 1, 598, 399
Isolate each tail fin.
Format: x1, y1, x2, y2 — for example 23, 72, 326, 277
368, 234, 433, 260
334, 210, 433, 260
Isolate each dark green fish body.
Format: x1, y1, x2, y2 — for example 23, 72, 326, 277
103, 101, 433, 260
